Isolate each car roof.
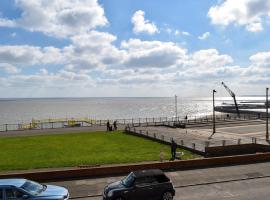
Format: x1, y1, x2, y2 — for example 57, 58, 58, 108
0, 179, 27, 187
133, 169, 164, 178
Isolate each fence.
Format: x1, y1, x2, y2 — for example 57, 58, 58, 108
0, 112, 264, 132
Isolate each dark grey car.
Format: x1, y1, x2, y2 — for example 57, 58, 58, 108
103, 169, 175, 200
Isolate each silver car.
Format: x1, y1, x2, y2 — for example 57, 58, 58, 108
0, 179, 69, 200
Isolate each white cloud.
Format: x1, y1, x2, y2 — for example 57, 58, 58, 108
249, 51, 270, 67
131, 10, 158, 35
0, 63, 21, 74
120, 39, 187, 68
208, 0, 270, 32
0, 0, 108, 38
182, 31, 190, 36
198, 32, 210, 40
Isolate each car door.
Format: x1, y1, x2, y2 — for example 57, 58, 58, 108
5, 188, 26, 200
0, 188, 3, 200
130, 176, 156, 200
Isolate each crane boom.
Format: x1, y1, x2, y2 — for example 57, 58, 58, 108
221, 82, 240, 117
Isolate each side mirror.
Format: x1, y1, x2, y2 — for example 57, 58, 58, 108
22, 195, 29, 199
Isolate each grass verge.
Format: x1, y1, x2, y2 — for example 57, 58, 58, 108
0, 131, 198, 171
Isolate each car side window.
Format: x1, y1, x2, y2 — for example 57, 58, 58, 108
6, 189, 24, 199
135, 176, 158, 187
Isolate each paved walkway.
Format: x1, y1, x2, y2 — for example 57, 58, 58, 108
0, 125, 126, 137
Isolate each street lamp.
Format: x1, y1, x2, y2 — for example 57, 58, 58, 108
266, 88, 269, 141
175, 95, 178, 121
213, 90, 217, 134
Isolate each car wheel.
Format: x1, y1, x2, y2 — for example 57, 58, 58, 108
162, 191, 173, 200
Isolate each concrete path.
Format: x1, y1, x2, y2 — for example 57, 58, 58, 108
0, 125, 126, 137
48, 162, 270, 199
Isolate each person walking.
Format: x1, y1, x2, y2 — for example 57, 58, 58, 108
106, 121, 110, 131
171, 139, 177, 160
113, 120, 117, 131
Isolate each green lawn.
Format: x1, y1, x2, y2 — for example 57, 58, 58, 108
0, 131, 198, 171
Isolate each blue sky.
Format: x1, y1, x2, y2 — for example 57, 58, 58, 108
0, 0, 270, 97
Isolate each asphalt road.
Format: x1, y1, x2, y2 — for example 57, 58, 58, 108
49, 162, 270, 200
72, 176, 270, 200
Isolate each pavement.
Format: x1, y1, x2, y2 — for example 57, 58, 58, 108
47, 162, 270, 200
133, 119, 270, 152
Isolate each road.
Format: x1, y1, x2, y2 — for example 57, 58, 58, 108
49, 162, 270, 200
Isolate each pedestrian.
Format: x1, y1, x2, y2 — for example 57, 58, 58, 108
171, 139, 177, 160
113, 120, 117, 131
106, 120, 110, 131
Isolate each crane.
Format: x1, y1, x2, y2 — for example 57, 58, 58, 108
221, 82, 240, 118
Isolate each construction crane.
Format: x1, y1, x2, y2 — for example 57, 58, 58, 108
221, 82, 240, 118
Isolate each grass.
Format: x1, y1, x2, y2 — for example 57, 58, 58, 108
0, 131, 199, 171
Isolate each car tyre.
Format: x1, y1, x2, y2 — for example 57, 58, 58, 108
162, 191, 173, 200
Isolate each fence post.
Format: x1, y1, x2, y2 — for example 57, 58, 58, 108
140, 130, 142, 135
238, 138, 241, 145
192, 143, 196, 149
162, 135, 164, 141
154, 133, 156, 138
222, 140, 226, 146
5, 124, 8, 132
146, 131, 148, 136
180, 140, 184, 145
51, 122, 54, 129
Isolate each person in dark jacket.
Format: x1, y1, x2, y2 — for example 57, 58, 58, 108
113, 120, 117, 131
171, 139, 177, 160
106, 121, 110, 131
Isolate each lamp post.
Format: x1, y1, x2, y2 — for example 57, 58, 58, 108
175, 95, 178, 121
267, 88, 269, 141
213, 90, 217, 134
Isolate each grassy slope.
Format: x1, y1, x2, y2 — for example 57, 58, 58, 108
0, 131, 198, 171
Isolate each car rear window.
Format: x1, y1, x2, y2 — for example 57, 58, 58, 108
155, 175, 169, 183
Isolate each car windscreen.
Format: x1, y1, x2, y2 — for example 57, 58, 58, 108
122, 172, 135, 187
20, 180, 45, 196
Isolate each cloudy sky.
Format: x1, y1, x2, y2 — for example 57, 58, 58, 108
0, 0, 270, 98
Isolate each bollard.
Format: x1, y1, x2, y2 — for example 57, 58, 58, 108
153, 133, 156, 138
180, 140, 184, 145
222, 140, 226, 146
146, 131, 148, 136
192, 143, 196, 149
133, 128, 136, 133
254, 137, 257, 144
238, 138, 241, 145
162, 135, 164, 140
140, 130, 142, 134
5, 124, 8, 132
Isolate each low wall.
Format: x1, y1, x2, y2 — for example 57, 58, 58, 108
205, 144, 270, 157
2, 153, 270, 182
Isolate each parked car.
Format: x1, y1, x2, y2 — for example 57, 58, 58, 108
0, 178, 69, 200
103, 169, 175, 200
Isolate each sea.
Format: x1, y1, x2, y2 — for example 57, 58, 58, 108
0, 96, 267, 124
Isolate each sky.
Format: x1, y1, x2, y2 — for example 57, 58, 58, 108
0, 0, 270, 97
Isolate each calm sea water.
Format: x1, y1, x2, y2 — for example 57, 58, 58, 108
0, 97, 266, 124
